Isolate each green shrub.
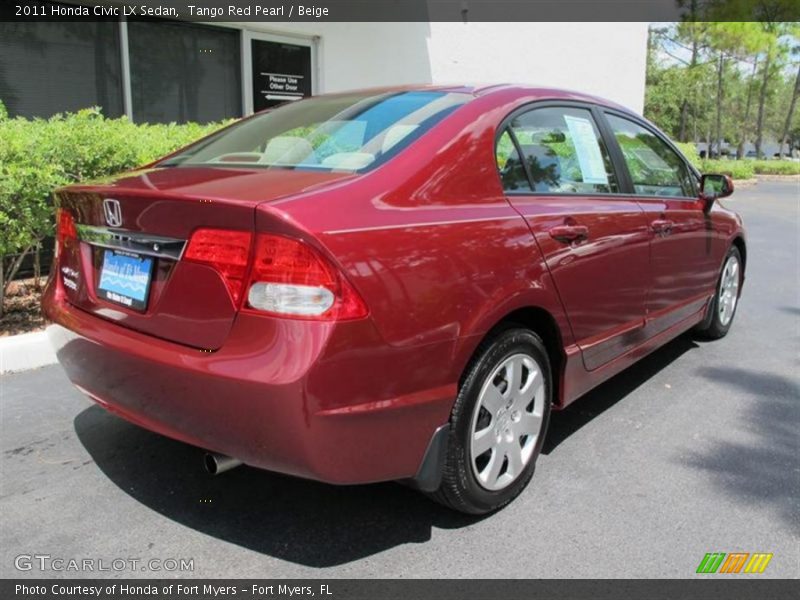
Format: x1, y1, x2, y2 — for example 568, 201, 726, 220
668, 143, 800, 177
674, 141, 700, 168
698, 159, 755, 180
0, 106, 232, 316
751, 160, 800, 175
674, 142, 799, 178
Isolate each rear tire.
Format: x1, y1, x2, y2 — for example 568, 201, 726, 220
428, 327, 552, 514
695, 246, 743, 340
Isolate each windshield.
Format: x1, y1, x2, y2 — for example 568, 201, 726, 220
160, 90, 472, 172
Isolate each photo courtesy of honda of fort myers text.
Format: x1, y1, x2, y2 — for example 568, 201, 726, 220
1, 0, 799, 598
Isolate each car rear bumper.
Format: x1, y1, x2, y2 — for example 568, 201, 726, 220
43, 278, 456, 485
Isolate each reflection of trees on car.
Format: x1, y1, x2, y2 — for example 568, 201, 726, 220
615, 133, 685, 195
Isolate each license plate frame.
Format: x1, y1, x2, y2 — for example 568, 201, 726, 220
96, 249, 154, 311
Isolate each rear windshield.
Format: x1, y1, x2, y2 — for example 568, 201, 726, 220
160, 91, 472, 172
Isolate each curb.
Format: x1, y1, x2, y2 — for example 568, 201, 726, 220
0, 326, 57, 375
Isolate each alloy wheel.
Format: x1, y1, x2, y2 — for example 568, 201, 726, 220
718, 254, 740, 326
469, 353, 546, 491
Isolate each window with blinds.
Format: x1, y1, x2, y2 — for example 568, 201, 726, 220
128, 20, 242, 124
0, 16, 124, 119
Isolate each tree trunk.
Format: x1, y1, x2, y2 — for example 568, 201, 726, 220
678, 100, 690, 142
779, 63, 800, 158
715, 53, 725, 158
737, 58, 759, 160
678, 36, 700, 143
755, 52, 772, 159
33, 242, 41, 291
3, 247, 32, 295
1, 248, 33, 320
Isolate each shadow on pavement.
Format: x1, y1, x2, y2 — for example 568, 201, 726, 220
543, 334, 699, 454
73, 405, 481, 567
74, 332, 702, 566
680, 366, 799, 531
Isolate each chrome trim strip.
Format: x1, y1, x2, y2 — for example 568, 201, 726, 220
76, 225, 186, 260
323, 216, 516, 235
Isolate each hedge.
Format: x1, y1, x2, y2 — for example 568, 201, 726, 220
698, 159, 756, 180
0, 102, 231, 316
674, 140, 800, 178
674, 142, 755, 179
749, 160, 800, 175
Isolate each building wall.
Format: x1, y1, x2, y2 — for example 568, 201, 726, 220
0, 18, 648, 121
427, 22, 649, 114
238, 22, 434, 94
244, 22, 648, 114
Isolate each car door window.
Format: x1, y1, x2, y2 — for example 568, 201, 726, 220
499, 106, 619, 194
496, 129, 532, 192
606, 114, 697, 198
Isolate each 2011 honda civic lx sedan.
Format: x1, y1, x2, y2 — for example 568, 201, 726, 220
43, 85, 745, 514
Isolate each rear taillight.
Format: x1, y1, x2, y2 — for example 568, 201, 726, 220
55, 208, 77, 256
183, 229, 367, 320
246, 234, 368, 320
184, 228, 253, 304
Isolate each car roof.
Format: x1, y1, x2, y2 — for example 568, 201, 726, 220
316, 83, 635, 115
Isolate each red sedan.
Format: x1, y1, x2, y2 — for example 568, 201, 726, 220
43, 85, 745, 514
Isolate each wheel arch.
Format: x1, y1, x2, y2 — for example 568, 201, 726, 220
731, 235, 747, 273
458, 305, 568, 408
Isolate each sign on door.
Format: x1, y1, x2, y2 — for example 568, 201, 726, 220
251, 39, 312, 111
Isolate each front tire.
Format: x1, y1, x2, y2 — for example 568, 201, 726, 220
695, 246, 743, 340
429, 327, 552, 514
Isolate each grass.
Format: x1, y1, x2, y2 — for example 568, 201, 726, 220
749, 160, 800, 175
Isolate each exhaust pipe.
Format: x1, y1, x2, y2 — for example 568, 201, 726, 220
204, 452, 242, 475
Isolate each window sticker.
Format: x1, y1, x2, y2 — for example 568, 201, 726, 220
563, 115, 609, 185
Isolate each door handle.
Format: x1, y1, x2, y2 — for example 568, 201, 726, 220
651, 219, 674, 235
549, 224, 589, 243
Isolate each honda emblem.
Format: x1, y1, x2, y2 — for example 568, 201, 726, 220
103, 198, 123, 227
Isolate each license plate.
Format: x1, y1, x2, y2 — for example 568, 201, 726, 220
97, 250, 153, 311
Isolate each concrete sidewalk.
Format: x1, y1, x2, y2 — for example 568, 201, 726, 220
0, 327, 57, 375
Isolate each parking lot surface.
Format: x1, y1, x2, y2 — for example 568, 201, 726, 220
1, 180, 797, 578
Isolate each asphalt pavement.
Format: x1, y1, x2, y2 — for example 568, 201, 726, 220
1, 179, 798, 578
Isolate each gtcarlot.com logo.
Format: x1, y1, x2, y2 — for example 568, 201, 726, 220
14, 554, 194, 573
696, 552, 773, 574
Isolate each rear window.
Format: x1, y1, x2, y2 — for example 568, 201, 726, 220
160, 91, 471, 172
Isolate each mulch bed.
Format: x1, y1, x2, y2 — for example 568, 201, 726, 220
1, 277, 47, 337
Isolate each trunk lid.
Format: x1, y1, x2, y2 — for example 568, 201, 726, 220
56, 166, 354, 349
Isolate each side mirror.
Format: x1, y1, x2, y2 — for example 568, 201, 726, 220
700, 174, 734, 211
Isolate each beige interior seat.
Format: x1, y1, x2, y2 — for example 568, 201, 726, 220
260, 136, 315, 165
